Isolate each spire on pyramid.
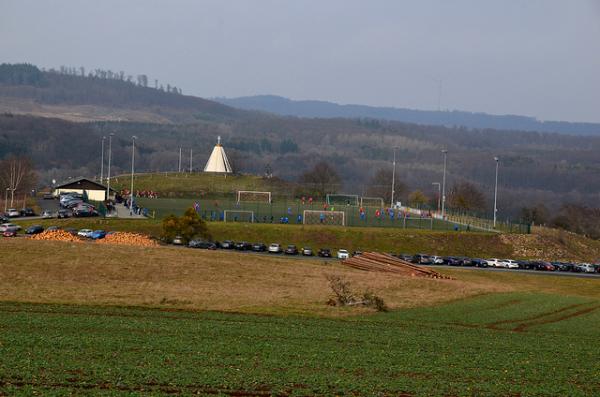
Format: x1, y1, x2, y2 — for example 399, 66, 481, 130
204, 136, 233, 173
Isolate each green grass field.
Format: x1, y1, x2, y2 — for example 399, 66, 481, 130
1, 292, 598, 396
135, 197, 470, 231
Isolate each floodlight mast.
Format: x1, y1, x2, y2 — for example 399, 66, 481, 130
493, 157, 499, 228
390, 147, 398, 208
441, 150, 448, 219
130, 136, 137, 215
106, 133, 114, 200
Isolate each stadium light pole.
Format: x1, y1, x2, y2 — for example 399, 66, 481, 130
493, 156, 499, 228
441, 150, 448, 219
100, 136, 105, 183
106, 133, 114, 200
390, 147, 398, 208
130, 136, 137, 215
432, 182, 441, 213
189, 148, 193, 173
178, 147, 182, 173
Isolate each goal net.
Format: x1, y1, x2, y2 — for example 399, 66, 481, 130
360, 196, 384, 207
223, 210, 255, 223
236, 190, 272, 204
326, 194, 359, 206
303, 210, 345, 226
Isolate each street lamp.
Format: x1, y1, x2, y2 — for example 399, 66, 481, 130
390, 147, 398, 208
106, 133, 114, 200
178, 147, 182, 173
130, 136, 137, 215
493, 157, 499, 228
441, 150, 448, 219
100, 136, 105, 183
432, 182, 441, 213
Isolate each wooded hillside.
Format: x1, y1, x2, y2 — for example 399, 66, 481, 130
2, 63, 600, 219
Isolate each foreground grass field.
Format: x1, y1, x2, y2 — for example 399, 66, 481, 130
1, 293, 599, 396
1, 239, 599, 395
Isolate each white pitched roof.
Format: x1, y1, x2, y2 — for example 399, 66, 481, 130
204, 136, 233, 173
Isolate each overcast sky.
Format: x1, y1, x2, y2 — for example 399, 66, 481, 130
1, 0, 599, 122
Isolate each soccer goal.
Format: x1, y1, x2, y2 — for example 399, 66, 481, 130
326, 194, 359, 206
236, 190, 272, 204
360, 196, 385, 207
223, 210, 254, 223
303, 210, 345, 226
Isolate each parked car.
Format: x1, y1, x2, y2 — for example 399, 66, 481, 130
25, 225, 44, 235
7, 208, 20, 218
444, 256, 462, 266
172, 235, 183, 245
41, 210, 54, 219
534, 261, 555, 271
20, 208, 36, 217
89, 230, 107, 240
352, 250, 363, 257
268, 243, 282, 254
458, 257, 474, 266
284, 245, 299, 255
486, 258, 503, 268
412, 254, 433, 265
337, 249, 350, 259
251, 243, 267, 252
318, 248, 332, 258
503, 259, 520, 269
430, 255, 444, 264
577, 263, 596, 273
0, 215, 8, 223
46, 225, 59, 231
189, 240, 217, 249
220, 240, 235, 249
0, 223, 21, 232
77, 229, 94, 238
2, 229, 17, 237
471, 258, 488, 267
43, 193, 55, 200
57, 209, 72, 219
397, 253, 413, 262
73, 207, 98, 217
64, 227, 78, 236
301, 247, 313, 256
235, 241, 252, 250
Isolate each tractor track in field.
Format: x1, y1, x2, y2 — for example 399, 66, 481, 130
447, 302, 600, 332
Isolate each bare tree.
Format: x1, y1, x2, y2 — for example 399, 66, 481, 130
0, 156, 36, 207
366, 168, 406, 205
448, 181, 485, 213
298, 161, 341, 198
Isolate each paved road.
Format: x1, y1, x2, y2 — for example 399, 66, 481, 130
183, 247, 600, 279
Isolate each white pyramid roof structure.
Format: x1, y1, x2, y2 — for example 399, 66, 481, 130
204, 136, 233, 173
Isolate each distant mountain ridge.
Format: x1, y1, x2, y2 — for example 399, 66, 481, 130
215, 95, 600, 136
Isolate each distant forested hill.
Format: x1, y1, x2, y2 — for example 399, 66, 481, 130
0, 63, 252, 123
215, 95, 600, 136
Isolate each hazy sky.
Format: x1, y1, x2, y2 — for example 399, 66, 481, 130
1, 0, 599, 122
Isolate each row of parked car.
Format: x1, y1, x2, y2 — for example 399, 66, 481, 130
58, 193, 99, 217
175, 238, 352, 259
1, 207, 36, 219
405, 254, 600, 273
